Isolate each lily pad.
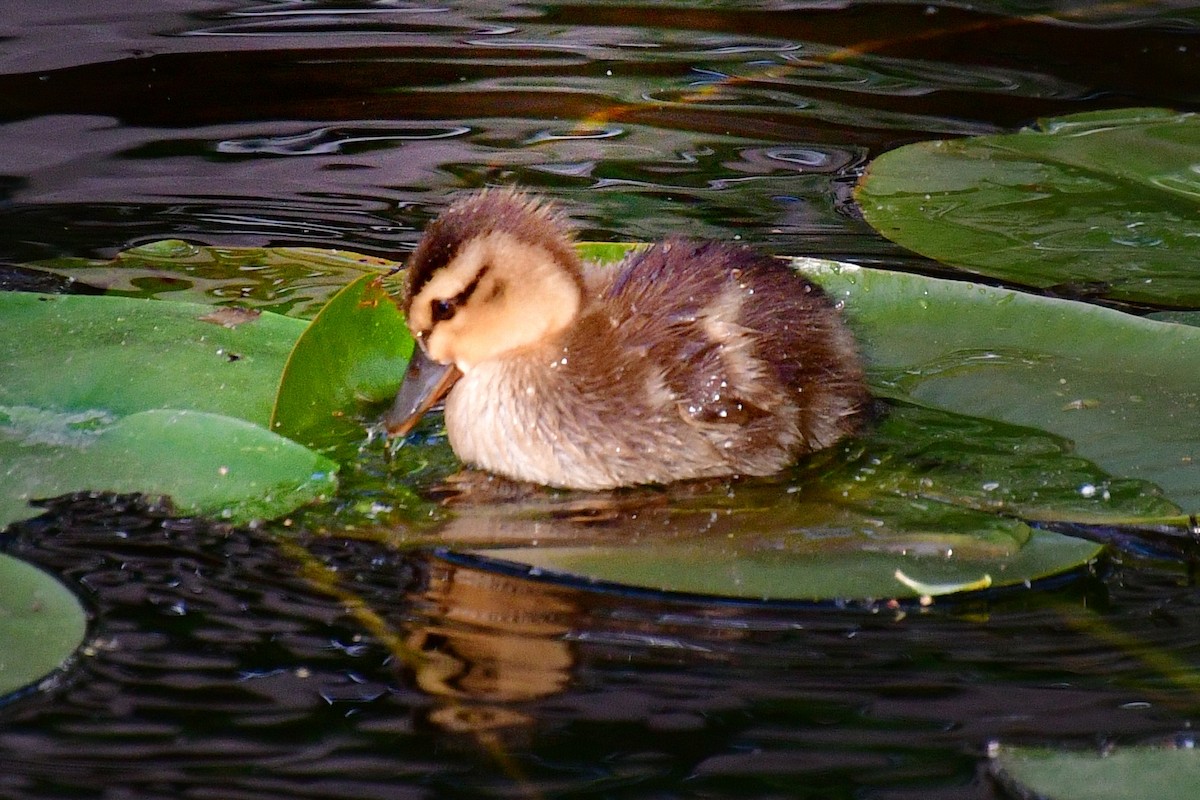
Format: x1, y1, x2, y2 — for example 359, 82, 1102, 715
0, 553, 86, 698
451, 401, 1165, 602
33, 239, 395, 318
0, 292, 306, 425
271, 273, 413, 455
462, 528, 1097, 602
991, 741, 1200, 800
798, 259, 1200, 511
856, 107, 1200, 306
0, 408, 337, 526
0, 292, 335, 527
429, 252, 1195, 601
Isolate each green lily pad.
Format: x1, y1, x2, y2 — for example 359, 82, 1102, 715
991, 742, 1200, 800
271, 273, 413, 455
797, 259, 1200, 511
457, 400, 1160, 602
0, 408, 337, 526
0, 553, 86, 697
0, 291, 335, 527
467, 527, 1097, 602
0, 292, 306, 425
856, 107, 1200, 306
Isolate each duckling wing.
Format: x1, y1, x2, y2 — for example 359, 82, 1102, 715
597, 240, 787, 435
583, 239, 866, 473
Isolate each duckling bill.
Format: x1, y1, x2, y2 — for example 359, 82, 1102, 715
384, 189, 868, 490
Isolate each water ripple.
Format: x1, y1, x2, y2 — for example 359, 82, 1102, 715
216, 125, 472, 156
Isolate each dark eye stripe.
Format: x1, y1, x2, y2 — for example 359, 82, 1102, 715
454, 262, 489, 305
430, 263, 491, 324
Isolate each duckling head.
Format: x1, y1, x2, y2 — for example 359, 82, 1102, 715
405, 188, 584, 370
384, 188, 584, 437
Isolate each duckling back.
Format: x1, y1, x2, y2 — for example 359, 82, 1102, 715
593, 238, 867, 473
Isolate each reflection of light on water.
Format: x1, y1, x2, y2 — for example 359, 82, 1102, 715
217, 125, 472, 156
524, 126, 625, 145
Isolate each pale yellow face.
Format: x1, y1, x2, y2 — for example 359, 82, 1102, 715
407, 231, 583, 371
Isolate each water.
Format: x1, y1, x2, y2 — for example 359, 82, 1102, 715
3, 2, 1200, 798
4, 493, 1200, 799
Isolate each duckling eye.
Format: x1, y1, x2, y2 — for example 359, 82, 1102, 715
430, 298, 456, 323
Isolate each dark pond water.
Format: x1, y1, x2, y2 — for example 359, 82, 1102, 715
3, 2, 1200, 798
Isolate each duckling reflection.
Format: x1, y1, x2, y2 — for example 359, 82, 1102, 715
403, 481, 751, 728
385, 188, 867, 489
409, 557, 578, 705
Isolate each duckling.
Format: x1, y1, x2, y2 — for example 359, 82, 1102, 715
384, 188, 868, 491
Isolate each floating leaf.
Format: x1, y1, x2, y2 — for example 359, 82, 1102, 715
271, 274, 413, 455
0, 292, 334, 527
32, 240, 396, 318
797, 259, 1200, 510
0, 292, 306, 425
856, 108, 1200, 306
438, 251, 1195, 601
991, 742, 1200, 800
457, 528, 1097, 602
578, 245, 1196, 514
0, 408, 337, 526
0, 554, 86, 698
447, 401, 1153, 602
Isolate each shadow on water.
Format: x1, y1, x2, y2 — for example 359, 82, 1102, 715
2, 1, 1200, 798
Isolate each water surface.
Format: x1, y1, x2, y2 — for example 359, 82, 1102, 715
2, 3, 1200, 798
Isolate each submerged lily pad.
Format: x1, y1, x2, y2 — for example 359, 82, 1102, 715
0, 553, 86, 698
837, 403, 1178, 524
33, 239, 395, 318
0, 292, 335, 527
856, 108, 1200, 306
991, 741, 1200, 800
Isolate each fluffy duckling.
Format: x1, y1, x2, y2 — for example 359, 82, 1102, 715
384, 189, 868, 491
